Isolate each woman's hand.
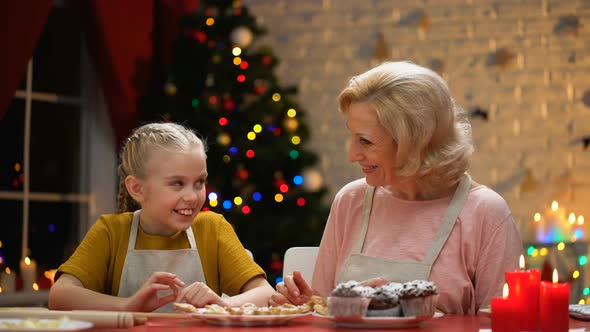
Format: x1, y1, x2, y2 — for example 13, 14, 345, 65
176, 281, 226, 308
359, 276, 388, 288
269, 271, 314, 306
126, 272, 185, 312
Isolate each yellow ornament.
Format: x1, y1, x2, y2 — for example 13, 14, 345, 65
217, 133, 231, 146
283, 118, 299, 132
164, 82, 177, 96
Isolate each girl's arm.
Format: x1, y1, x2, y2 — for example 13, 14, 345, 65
49, 273, 129, 311
225, 275, 275, 307
49, 272, 185, 312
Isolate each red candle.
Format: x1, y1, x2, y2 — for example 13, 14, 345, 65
504, 255, 540, 331
491, 283, 519, 332
540, 269, 570, 332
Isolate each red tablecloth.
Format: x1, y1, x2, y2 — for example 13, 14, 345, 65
90, 314, 590, 332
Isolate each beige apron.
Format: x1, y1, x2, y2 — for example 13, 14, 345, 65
339, 174, 471, 283
117, 210, 206, 312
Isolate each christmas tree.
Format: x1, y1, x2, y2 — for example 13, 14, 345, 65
138, 0, 329, 274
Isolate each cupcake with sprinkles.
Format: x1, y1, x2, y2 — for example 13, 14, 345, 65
398, 280, 438, 317
328, 281, 374, 318
366, 282, 403, 317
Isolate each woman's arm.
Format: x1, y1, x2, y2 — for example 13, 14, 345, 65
474, 214, 522, 310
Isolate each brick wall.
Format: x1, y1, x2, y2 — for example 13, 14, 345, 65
245, 0, 590, 242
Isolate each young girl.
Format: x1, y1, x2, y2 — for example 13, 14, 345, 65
49, 123, 274, 312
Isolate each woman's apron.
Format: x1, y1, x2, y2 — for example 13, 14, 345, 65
117, 210, 206, 312
339, 174, 471, 283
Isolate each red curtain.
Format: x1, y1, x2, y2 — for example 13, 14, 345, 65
0, 1, 52, 120
0, 0, 198, 147
81, 1, 155, 146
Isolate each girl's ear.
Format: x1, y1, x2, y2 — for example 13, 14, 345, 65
125, 175, 145, 203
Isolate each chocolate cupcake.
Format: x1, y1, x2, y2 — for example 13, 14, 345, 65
366, 283, 402, 317
398, 280, 438, 318
328, 281, 373, 318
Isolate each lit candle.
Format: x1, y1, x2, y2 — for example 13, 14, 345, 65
0, 267, 16, 293
504, 254, 540, 331
540, 269, 569, 332
19, 257, 37, 291
491, 283, 518, 332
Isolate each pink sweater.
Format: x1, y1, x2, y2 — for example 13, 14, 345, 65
312, 178, 522, 314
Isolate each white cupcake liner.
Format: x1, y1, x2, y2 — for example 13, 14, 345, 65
328, 296, 371, 318
400, 294, 438, 318
366, 305, 402, 317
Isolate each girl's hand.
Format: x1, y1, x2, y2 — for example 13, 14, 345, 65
269, 271, 313, 306
175, 281, 226, 308
126, 272, 185, 312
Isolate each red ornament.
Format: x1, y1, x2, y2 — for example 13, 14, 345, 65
224, 100, 235, 110
273, 128, 282, 136
237, 169, 249, 180
240, 61, 249, 69
262, 55, 273, 65
241, 205, 251, 214
254, 85, 265, 95
297, 197, 306, 206
279, 184, 289, 193
237, 74, 246, 83
192, 30, 207, 43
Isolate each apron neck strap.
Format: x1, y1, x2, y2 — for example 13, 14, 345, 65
351, 185, 376, 254
128, 210, 197, 250
352, 173, 472, 263
421, 173, 471, 265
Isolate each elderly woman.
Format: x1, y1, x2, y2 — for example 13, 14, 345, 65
270, 61, 522, 314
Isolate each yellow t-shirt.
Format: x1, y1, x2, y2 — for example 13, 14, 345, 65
56, 211, 265, 296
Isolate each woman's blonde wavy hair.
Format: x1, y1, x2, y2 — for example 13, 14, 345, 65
117, 122, 207, 213
338, 61, 473, 193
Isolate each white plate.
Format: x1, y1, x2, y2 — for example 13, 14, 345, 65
312, 311, 444, 329
190, 309, 311, 326
479, 308, 491, 318
570, 304, 590, 321
0, 319, 93, 332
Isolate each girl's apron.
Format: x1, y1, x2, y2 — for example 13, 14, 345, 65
118, 210, 206, 312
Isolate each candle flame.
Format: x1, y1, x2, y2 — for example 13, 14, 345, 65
552, 269, 559, 284
503, 283, 509, 298
579, 215, 585, 225
551, 201, 559, 211
32, 283, 39, 291
0, 286, 3, 293
534, 213, 541, 222
569, 213, 576, 224
24, 257, 31, 265
4, 267, 11, 274
519, 255, 525, 269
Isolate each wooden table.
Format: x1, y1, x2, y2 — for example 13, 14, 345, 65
91, 314, 590, 332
